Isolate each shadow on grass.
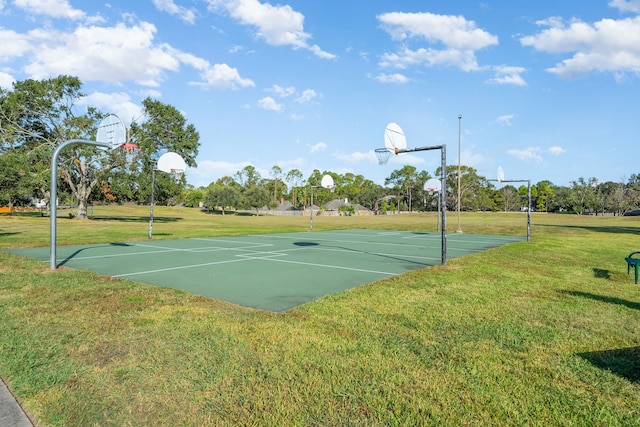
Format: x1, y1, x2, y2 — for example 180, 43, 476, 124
559, 290, 640, 311
578, 346, 640, 383
0, 232, 21, 237
89, 216, 182, 223
593, 268, 610, 279
537, 223, 640, 236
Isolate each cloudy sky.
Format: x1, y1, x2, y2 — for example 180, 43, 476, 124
1, 0, 639, 187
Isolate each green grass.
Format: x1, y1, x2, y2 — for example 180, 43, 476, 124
1, 207, 639, 425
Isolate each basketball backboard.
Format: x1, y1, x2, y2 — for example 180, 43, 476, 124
157, 152, 186, 174
384, 122, 407, 154
424, 178, 442, 193
321, 174, 335, 190
96, 114, 126, 149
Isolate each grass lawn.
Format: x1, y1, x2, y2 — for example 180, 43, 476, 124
1, 206, 639, 426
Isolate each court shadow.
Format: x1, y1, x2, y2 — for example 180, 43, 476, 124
294, 241, 319, 246
558, 290, 640, 311
577, 346, 640, 383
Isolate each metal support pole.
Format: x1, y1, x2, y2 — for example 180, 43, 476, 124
148, 167, 156, 239
396, 144, 447, 265
493, 177, 532, 242
50, 139, 111, 269
456, 114, 462, 233
309, 186, 314, 231
527, 180, 531, 242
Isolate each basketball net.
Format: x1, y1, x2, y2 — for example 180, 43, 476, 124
170, 168, 184, 182
375, 148, 392, 165
120, 142, 138, 164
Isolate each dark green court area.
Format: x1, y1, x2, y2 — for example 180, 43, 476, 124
9, 230, 524, 311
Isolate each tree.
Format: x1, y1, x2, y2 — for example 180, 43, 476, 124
535, 180, 555, 212
385, 165, 418, 211
129, 98, 200, 206
571, 177, 598, 215
285, 168, 304, 207
270, 165, 283, 201
243, 185, 270, 215
234, 165, 261, 189
206, 184, 239, 214
0, 76, 123, 218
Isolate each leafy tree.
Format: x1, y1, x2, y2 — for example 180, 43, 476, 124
535, 180, 555, 212
269, 165, 284, 201
234, 165, 261, 189
0, 76, 122, 218
206, 184, 239, 215
182, 187, 204, 208
129, 98, 200, 205
385, 165, 418, 211
571, 177, 598, 215
243, 185, 270, 215
285, 168, 304, 207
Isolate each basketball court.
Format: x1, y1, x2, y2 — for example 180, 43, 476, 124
8, 230, 523, 311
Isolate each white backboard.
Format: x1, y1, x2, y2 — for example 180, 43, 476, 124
157, 152, 186, 174
384, 122, 407, 154
96, 114, 126, 149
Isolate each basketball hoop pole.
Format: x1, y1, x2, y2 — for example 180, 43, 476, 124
50, 139, 113, 269
395, 144, 448, 265
149, 166, 157, 239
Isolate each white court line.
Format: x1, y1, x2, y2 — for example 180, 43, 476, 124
113, 257, 251, 277
261, 234, 438, 251
58, 242, 273, 263
114, 252, 398, 278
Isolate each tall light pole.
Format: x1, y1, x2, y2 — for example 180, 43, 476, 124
456, 114, 463, 233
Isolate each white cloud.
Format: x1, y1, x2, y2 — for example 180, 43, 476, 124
257, 96, 283, 111
267, 84, 296, 97
487, 65, 527, 86
520, 16, 640, 79
195, 63, 255, 90
14, 0, 86, 20
0, 70, 15, 89
24, 23, 180, 86
507, 146, 543, 163
609, 0, 640, 13
377, 12, 497, 72
548, 146, 566, 155
189, 159, 252, 187
0, 28, 30, 61
310, 142, 327, 153
375, 73, 409, 83
378, 12, 498, 50
494, 114, 515, 126
5, 20, 253, 90
379, 47, 482, 72
290, 113, 304, 121
295, 89, 319, 104
77, 92, 144, 126
206, 0, 336, 59
152, 0, 196, 24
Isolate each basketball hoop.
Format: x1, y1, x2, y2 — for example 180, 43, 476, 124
120, 142, 138, 164
170, 168, 185, 182
375, 148, 392, 165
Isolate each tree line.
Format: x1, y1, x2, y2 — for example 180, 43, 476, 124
2, 76, 639, 217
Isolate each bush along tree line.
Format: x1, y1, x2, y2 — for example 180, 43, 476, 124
1, 76, 639, 217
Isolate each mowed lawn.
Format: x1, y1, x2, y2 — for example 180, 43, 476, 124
1, 206, 639, 426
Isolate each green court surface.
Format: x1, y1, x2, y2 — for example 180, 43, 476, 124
8, 230, 524, 311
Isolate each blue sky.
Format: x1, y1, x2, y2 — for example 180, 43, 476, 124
1, 0, 639, 188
